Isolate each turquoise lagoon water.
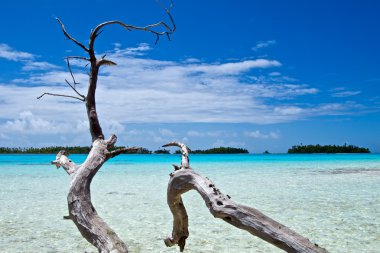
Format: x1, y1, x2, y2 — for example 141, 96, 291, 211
0, 154, 379, 252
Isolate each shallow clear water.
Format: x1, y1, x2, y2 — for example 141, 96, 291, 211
0, 154, 379, 252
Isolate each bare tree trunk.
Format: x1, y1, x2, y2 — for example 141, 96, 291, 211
53, 138, 129, 253
163, 142, 329, 253
40, 4, 176, 252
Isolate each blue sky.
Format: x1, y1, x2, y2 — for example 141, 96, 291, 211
0, 0, 379, 152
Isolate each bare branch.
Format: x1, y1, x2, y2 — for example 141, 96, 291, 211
163, 141, 190, 169
64, 79, 86, 99
66, 56, 90, 61
88, 3, 176, 51
64, 58, 86, 100
66, 58, 79, 87
97, 59, 117, 67
56, 18, 89, 52
37, 92, 85, 101
107, 147, 141, 159
51, 150, 79, 175
104, 134, 117, 148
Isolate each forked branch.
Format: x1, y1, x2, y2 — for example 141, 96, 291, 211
89, 0, 175, 49
56, 18, 89, 52
65, 58, 85, 97
165, 142, 329, 253
37, 92, 85, 101
37, 58, 85, 101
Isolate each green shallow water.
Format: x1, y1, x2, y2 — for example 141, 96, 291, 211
0, 154, 379, 252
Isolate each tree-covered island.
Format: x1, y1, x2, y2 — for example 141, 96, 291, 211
175, 147, 249, 154
0, 146, 150, 154
0, 146, 249, 154
288, 144, 370, 153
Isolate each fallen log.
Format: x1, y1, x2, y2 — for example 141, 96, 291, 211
163, 141, 329, 253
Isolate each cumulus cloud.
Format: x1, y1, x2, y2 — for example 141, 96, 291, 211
252, 40, 277, 51
244, 130, 279, 139
0, 111, 83, 135
0, 44, 369, 141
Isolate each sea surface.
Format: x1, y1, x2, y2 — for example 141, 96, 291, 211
0, 153, 379, 253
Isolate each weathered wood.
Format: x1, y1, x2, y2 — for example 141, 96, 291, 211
44, 4, 176, 251
54, 137, 129, 253
164, 142, 329, 253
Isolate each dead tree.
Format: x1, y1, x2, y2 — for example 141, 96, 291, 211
163, 142, 329, 253
38, 3, 175, 253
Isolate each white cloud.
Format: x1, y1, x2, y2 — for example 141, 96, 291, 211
252, 40, 277, 51
187, 59, 281, 75
0, 43, 60, 72
212, 139, 246, 148
244, 130, 279, 139
22, 61, 60, 71
122, 128, 179, 145
111, 42, 151, 56
274, 106, 304, 115
103, 120, 125, 134
0, 45, 369, 142
330, 87, 361, 98
269, 72, 281, 76
159, 128, 176, 137
0, 43, 34, 61
187, 130, 236, 137
113, 42, 122, 49
0, 111, 77, 135
182, 58, 201, 63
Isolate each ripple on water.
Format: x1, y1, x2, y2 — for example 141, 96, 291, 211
0, 154, 379, 252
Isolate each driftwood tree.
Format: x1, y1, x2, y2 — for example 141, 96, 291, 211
38, 3, 175, 253
39, 2, 328, 253
163, 142, 329, 253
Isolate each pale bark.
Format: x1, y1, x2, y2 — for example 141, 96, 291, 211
53, 137, 128, 253
164, 142, 329, 253
42, 3, 175, 252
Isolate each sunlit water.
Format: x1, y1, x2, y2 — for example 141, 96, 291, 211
0, 154, 379, 253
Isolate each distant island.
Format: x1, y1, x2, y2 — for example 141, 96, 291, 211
288, 144, 370, 154
0, 146, 150, 154
175, 147, 249, 154
0, 146, 249, 154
